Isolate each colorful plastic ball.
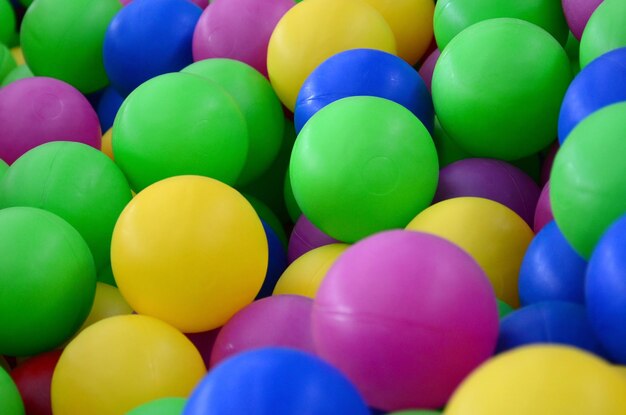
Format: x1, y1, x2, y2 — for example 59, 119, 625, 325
103, 0, 201, 96
551, 102, 626, 258
579, 0, 626, 68
291, 96, 438, 243
78, 282, 133, 334
519, 221, 586, 305
0, 77, 101, 164
101, 128, 114, 160
418, 48, 439, 93
112, 72, 248, 191
407, 197, 534, 307
192, 0, 293, 77
182, 59, 284, 185
0, 43, 17, 82
534, 181, 553, 233
1, 64, 34, 87
245, 195, 287, 247
0, 367, 24, 415
20, 0, 121, 92
51, 315, 205, 415
184, 347, 369, 415
559, 47, 626, 144
10, 350, 62, 415
294, 49, 433, 134
562, 0, 602, 40
434, 158, 540, 227
587, 214, 626, 364
540, 142, 559, 185
432, 18, 571, 161
0, 141, 132, 272
255, 220, 288, 299
127, 398, 186, 415
111, 175, 268, 333
274, 244, 349, 298
96, 86, 124, 132
497, 300, 514, 319
313, 230, 498, 410
431, 117, 471, 168
284, 172, 302, 223
0, 159, 7, 177
0, 207, 96, 357
0, 0, 16, 46
288, 215, 338, 264
267, 0, 396, 110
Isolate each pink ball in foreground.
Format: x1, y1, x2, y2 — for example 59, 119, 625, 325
312, 230, 499, 411
534, 181, 554, 233
287, 215, 339, 264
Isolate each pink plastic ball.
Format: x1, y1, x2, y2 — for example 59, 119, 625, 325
534, 181, 554, 233
287, 215, 339, 264
418, 48, 440, 93
192, 0, 294, 77
312, 230, 498, 411
210, 295, 315, 367
0, 77, 101, 164
562, 0, 603, 40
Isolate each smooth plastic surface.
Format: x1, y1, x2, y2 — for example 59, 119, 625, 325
10, 350, 62, 415
287, 215, 338, 264
0, 0, 16, 46
126, 398, 186, 415
255, 220, 288, 299
96, 87, 124, 132
534, 181, 554, 233
0, 367, 24, 415
418, 48, 439, 93
579, 0, 626, 68
562, 0, 603, 40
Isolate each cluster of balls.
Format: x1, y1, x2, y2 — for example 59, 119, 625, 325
1, 0, 626, 414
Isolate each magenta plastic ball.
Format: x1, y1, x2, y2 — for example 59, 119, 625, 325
418, 48, 440, 93
540, 142, 559, 185
0, 77, 101, 164
287, 215, 339, 264
186, 329, 220, 368
534, 181, 554, 233
312, 230, 498, 411
433, 158, 540, 226
562, 0, 603, 40
192, 0, 293, 77
210, 295, 315, 367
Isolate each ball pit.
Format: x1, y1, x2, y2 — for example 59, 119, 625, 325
96, 86, 124, 132
579, 0, 626, 68
0, 366, 24, 415
287, 215, 339, 264
562, 0, 602, 40
127, 398, 186, 415
10, 350, 62, 415
255, 220, 288, 299
1, 64, 33, 87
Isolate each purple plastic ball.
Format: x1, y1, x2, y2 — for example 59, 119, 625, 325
534, 181, 554, 233
287, 215, 339, 264
418, 48, 440, 93
562, 0, 603, 40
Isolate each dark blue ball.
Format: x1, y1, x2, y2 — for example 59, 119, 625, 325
256, 220, 288, 299
96, 86, 124, 132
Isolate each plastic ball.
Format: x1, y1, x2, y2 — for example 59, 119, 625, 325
562, 0, 602, 40
287, 215, 338, 264
184, 348, 369, 415
559, 47, 626, 144
497, 300, 514, 319
313, 230, 498, 410
96, 86, 124, 132
1, 64, 34, 87
182, 59, 284, 185
0, 43, 17, 82
192, 0, 293, 77
255, 220, 288, 299
78, 282, 133, 335
284, 172, 302, 223
407, 197, 534, 307
534, 181, 553, 233
434, 158, 540, 227
0, 77, 101, 164
10, 350, 62, 415
0, 207, 96, 356
0, 159, 7, 177
418, 48, 440, 93
291, 96, 438, 243
51, 315, 205, 415
579, 0, 626, 68
551, 102, 626, 258
0, 141, 132, 272
111, 175, 268, 333
267, 0, 396, 110
103, 0, 201, 96
444, 346, 626, 415
20, 0, 121, 92
273, 244, 349, 298
519, 221, 586, 305
540, 142, 559, 185
112, 72, 248, 191
294, 49, 433, 134
245, 195, 287, 247
127, 398, 186, 415
432, 18, 571, 161
0, 0, 16, 46
0, 367, 24, 415
101, 128, 114, 160
431, 117, 471, 168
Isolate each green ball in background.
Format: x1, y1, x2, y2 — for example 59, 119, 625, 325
551, 102, 626, 259
497, 299, 514, 319
0, 141, 133, 272
0, 367, 24, 415
1, 65, 34, 87
579, 0, 626, 68
290, 96, 438, 243
434, 0, 569, 50
113, 72, 248, 191
126, 397, 186, 415
0, 0, 16, 47
244, 194, 288, 247
0, 43, 17, 82
432, 117, 471, 168
284, 170, 302, 224
510, 153, 541, 184
0, 207, 96, 357
432, 18, 571, 161
182, 59, 285, 186
20, 0, 121, 93
565, 32, 581, 76
98, 264, 117, 287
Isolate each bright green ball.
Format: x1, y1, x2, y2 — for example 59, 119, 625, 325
182, 59, 284, 186
126, 397, 186, 415
0, 0, 16, 47
0, 43, 16, 82
0, 158, 7, 176
551, 102, 626, 259
0, 142, 133, 272
0, 367, 24, 415
1, 65, 34, 87
284, 171, 302, 224
290, 96, 438, 243
433, 18, 571, 161
497, 299, 514, 319
20, 0, 121, 93
113, 72, 248, 191
0, 207, 96, 356
579, 0, 626, 68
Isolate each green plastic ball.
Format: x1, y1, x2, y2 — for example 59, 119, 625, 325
551, 102, 626, 259
432, 18, 571, 161
126, 397, 186, 415
182, 59, 285, 186
579, 0, 626, 68
432, 117, 471, 168
1, 65, 34, 87
244, 194, 288, 247
284, 171, 302, 224
290, 96, 438, 243
0, 367, 24, 415
20, 0, 121, 93
497, 299, 514, 319
0, 158, 7, 176
113, 72, 248, 191
565, 32, 581, 76
0, 43, 16, 82
0, 141, 133, 272
0, 207, 96, 356
0, 0, 16, 47
98, 264, 117, 287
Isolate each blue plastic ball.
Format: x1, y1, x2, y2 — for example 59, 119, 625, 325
519, 221, 587, 305
183, 347, 369, 415
294, 49, 433, 134
256, 220, 288, 299
103, 0, 202, 96
587, 214, 626, 364
558, 47, 626, 144
96, 86, 124, 132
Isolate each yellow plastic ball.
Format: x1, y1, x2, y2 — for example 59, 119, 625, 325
101, 128, 113, 161
444, 346, 626, 415
267, 0, 396, 110
273, 244, 349, 298
10, 47, 24, 65
51, 315, 206, 415
406, 197, 533, 307
111, 175, 268, 333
